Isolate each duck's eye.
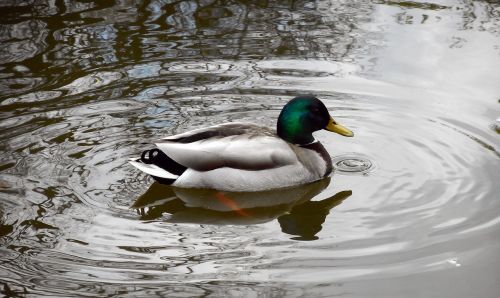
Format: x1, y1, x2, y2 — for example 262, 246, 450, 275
312, 107, 320, 112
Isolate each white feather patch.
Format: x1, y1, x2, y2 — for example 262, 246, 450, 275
129, 160, 178, 180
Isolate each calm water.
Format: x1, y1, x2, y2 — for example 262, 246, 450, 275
1, 0, 499, 297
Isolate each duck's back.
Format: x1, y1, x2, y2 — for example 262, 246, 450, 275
157, 123, 297, 172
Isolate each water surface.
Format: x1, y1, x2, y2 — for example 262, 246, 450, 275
1, 0, 499, 297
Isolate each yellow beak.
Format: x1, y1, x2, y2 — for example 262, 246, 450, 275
325, 117, 354, 137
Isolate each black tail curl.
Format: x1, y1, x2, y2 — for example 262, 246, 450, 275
139, 148, 187, 184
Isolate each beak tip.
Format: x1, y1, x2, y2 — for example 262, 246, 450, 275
326, 117, 354, 137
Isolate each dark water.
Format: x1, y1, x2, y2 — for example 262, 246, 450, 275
1, 0, 499, 297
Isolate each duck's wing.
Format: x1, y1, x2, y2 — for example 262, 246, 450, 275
161, 122, 275, 142
156, 123, 298, 171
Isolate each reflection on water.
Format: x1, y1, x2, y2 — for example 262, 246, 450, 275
133, 180, 352, 240
277, 190, 352, 241
1, 0, 500, 297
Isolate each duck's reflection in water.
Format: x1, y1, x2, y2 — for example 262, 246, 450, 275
132, 178, 351, 240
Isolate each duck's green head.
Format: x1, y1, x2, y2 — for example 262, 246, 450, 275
277, 96, 354, 145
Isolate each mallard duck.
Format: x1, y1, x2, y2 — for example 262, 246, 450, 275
129, 96, 353, 191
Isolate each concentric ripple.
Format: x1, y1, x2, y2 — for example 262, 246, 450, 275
332, 154, 374, 174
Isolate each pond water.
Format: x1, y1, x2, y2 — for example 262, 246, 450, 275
1, 0, 499, 297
